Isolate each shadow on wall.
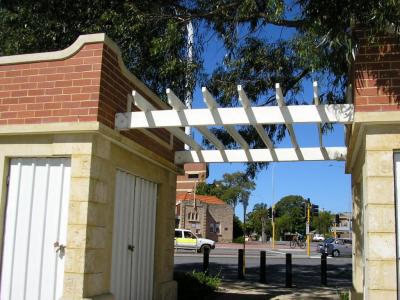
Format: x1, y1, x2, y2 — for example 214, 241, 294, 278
354, 31, 400, 105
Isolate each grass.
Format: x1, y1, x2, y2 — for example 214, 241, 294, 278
174, 270, 221, 300
337, 289, 349, 300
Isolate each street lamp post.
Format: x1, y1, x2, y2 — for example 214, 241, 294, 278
242, 196, 248, 277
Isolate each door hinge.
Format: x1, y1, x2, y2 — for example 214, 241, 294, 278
6, 175, 10, 186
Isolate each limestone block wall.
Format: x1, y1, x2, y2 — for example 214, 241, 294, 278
363, 126, 400, 298
0, 129, 96, 299
347, 28, 400, 299
0, 34, 183, 300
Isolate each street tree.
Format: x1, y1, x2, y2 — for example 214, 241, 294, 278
246, 203, 270, 242
312, 210, 334, 235
2, 1, 399, 177
196, 172, 255, 214
274, 195, 307, 238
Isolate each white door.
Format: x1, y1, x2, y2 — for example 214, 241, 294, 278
1, 158, 71, 300
111, 170, 157, 300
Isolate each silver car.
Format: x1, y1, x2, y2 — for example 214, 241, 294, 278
319, 238, 352, 257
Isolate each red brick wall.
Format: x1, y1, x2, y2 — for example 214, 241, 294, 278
176, 163, 207, 192
0, 43, 102, 125
353, 30, 400, 112
0, 38, 181, 162
99, 45, 179, 161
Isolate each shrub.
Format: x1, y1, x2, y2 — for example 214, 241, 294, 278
174, 271, 221, 300
337, 289, 349, 300
233, 236, 245, 244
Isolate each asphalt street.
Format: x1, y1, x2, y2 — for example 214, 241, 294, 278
174, 247, 352, 289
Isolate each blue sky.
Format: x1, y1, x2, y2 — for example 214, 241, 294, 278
189, 24, 351, 219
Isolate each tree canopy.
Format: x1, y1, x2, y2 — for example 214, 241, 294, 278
2, 0, 399, 176
196, 172, 255, 213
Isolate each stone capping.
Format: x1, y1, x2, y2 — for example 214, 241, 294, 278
0, 121, 181, 174
0, 33, 169, 110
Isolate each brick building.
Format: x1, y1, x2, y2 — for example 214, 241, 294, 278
176, 193, 233, 242
0, 33, 180, 300
176, 162, 207, 193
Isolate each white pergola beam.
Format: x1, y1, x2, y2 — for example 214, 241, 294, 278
115, 104, 354, 129
175, 147, 347, 164
132, 90, 154, 112
131, 90, 202, 151
313, 81, 323, 148
127, 93, 134, 112
275, 83, 300, 152
169, 127, 201, 151
238, 85, 275, 150
167, 88, 224, 150
202, 87, 249, 149
202, 87, 218, 108
166, 88, 186, 110
196, 126, 225, 150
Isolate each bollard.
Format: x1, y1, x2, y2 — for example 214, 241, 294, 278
285, 253, 292, 287
203, 247, 210, 275
321, 253, 327, 285
260, 251, 266, 283
238, 249, 244, 279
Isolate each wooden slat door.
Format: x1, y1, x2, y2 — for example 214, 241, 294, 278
1, 158, 71, 300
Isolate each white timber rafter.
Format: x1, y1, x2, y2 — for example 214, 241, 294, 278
114, 83, 354, 164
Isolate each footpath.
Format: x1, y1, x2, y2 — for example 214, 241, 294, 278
212, 241, 348, 300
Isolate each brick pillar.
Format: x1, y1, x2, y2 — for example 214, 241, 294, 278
349, 29, 400, 299
353, 29, 400, 112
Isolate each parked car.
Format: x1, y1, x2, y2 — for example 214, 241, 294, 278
316, 237, 335, 253
174, 228, 215, 253
312, 234, 325, 242
318, 238, 352, 257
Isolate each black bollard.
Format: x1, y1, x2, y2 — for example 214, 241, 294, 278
321, 253, 327, 285
260, 251, 266, 283
238, 249, 244, 279
203, 247, 210, 275
285, 253, 292, 287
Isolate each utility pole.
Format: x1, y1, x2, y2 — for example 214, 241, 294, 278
243, 200, 247, 277
306, 202, 311, 256
271, 163, 276, 249
272, 205, 275, 249
184, 21, 194, 149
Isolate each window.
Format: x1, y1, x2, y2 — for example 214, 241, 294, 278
184, 231, 195, 239
188, 174, 199, 179
209, 223, 214, 233
175, 230, 182, 238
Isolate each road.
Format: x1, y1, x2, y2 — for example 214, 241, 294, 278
174, 246, 352, 288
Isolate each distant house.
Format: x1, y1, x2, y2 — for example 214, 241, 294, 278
176, 193, 233, 242
331, 212, 352, 238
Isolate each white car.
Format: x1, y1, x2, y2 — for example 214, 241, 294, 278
312, 234, 325, 242
174, 228, 215, 253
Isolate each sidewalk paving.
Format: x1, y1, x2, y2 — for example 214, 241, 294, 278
215, 279, 344, 299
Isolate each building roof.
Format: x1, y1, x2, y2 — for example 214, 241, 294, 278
176, 192, 226, 205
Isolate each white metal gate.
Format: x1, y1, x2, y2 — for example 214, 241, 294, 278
111, 170, 157, 300
1, 158, 71, 300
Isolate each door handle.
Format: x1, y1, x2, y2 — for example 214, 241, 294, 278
54, 241, 67, 253
128, 244, 135, 252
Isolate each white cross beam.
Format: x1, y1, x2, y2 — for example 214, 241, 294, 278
114, 83, 354, 164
